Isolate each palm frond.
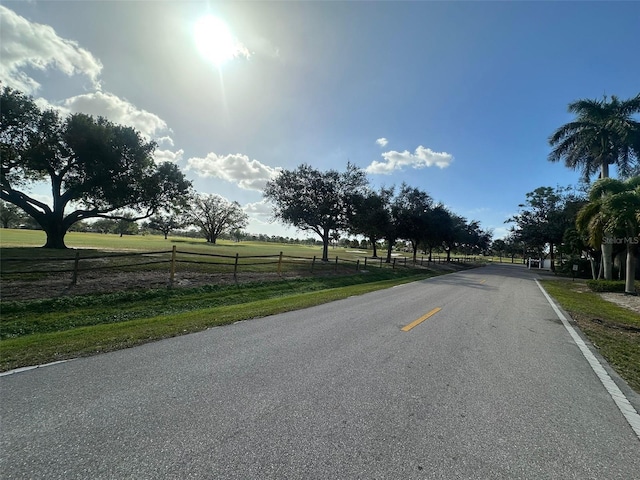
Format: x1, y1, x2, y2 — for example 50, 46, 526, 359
588, 177, 627, 200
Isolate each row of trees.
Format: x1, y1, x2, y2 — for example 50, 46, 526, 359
264, 163, 492, 262
1, 87, 491, 259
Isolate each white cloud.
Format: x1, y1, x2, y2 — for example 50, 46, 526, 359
0, 5, 102, 94
244, 199, 273, 216
491, 226, 512, 240
156, 136, 175, 148
61, 91, 168, 138
154, 148, 184, 164
376, 137, 388, 147
466, 207, 490, 215
365, 146, 453, 174
186, 153, 279, 191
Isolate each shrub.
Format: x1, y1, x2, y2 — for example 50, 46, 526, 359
586, 280, 629, 293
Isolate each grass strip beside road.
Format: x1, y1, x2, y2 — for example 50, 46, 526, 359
1, 270, 440, 372
541, 280, 640, 394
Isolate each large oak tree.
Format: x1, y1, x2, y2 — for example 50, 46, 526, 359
394, 184, 434, 262
188, 193, 248, 244
507, 186, 575, 270
0, 87, 191, 248
263, 163, 368, 261
348, 187, 392, 258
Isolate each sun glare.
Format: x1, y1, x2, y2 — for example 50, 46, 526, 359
194, 15, 238, 66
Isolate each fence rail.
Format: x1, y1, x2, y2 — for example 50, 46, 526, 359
1, 246, 477, 288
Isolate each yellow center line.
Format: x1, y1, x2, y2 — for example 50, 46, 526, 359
401, 307, 442, 332
479, 279, 486, 284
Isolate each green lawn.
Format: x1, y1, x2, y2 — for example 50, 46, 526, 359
0, 269, 443, 371
0, 228, 415, 262
541, 280, 640, 393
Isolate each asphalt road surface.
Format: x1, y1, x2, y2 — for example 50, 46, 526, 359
2, 263, 639, 479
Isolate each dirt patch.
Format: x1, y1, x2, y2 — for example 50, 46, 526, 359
0, 261, 472, 302
0, 270, 303, 301
598, 292, 640, 314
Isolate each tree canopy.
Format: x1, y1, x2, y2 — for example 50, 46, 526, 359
394, 184, 434, 262
188, 193, 248, 244
263, 163, 368, 261
548, 94, 640, 181
348, 187, 393, 258
0, 87, 191, 248
508, 186, 585, 270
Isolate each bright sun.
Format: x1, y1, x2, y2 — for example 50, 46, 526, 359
194, 15, 238, 66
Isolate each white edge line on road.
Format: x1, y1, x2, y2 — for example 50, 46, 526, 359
535, 279, 640, 441
0, 360, 70, 377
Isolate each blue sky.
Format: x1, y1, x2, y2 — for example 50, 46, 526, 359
1, 1, 639, 240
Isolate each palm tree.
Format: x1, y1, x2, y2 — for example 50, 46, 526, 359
576, 177, 640, 294
548, 94, 640, 181
549, 93, 640, 279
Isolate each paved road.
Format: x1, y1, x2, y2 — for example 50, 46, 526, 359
1, 264, 639, 479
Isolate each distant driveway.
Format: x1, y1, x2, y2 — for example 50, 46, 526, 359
2, 264, 639, 479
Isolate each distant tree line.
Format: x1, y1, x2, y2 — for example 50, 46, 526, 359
263, 163, 492, 262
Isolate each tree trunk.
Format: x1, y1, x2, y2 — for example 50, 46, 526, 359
321, 230, 329, 261
43, 222, 68, 249
602, 243, 613, 280
549, 242, 555, 271
625, 244, 636, 295
600, 160, 613, 280
589, 255, 597, 280
371, 237, 378, 258
385, 240, 394, 263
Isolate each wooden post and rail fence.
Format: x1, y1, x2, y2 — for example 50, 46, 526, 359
1, 247, 477, 288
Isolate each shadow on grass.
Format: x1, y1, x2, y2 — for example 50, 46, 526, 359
170, 239, 249, 249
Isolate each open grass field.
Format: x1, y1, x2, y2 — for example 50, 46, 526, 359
0, 228, 333, 256
541, 279, 640, 393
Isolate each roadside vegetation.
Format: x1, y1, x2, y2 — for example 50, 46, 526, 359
1, 231, 478, 372
541, 279, 640, 393
0, 268, 446, 372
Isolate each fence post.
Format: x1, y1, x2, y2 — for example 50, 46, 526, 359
364, 257, 367, 269
393, 258, 396, 269
356, 259, 360, 271
169, 245, 177, 287
234, 253, 239, 278
380, 257, 383, 268
404, 257, 407, 267
334, 256, 338, 272
277, 251, 283, 275
311, 256, 316, 272
72, 251, 80, 285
